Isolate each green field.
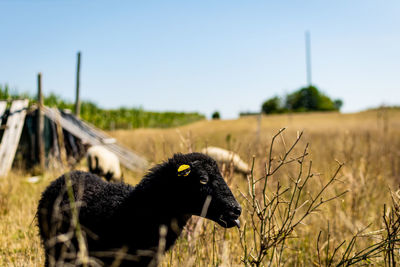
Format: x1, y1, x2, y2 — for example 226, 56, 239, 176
0, 85, 206, 130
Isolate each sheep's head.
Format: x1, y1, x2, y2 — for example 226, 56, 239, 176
170, 153, 241, 228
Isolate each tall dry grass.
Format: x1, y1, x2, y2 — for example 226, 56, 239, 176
1, 109, 400, 266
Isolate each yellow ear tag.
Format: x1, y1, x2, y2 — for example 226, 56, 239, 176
178, 164, 191, 176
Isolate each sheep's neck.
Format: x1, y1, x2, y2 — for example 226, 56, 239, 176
120, 184, 191, 252
126, 171, 192, 234
131, 180, 189, 218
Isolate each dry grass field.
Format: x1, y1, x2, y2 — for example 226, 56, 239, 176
1, 109, 400, 266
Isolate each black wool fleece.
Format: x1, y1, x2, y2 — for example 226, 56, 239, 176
37, 152, 241, 267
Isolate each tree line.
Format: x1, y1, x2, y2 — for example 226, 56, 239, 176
261, 86, 343, 114
0, 84, 205, 130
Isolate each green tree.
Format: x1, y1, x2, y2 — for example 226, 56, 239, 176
212, 111, 220, 120
0, 84, 10, 100
334, 99, 343, 110
285, 86, 339, 112
261, 96, 282, 114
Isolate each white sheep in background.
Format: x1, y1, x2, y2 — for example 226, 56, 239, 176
201, 146, 250, 175
87, 145, 122, 181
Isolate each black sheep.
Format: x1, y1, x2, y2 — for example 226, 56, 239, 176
37, 152, 242, 266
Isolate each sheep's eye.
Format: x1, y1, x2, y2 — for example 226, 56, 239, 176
200, 176, 208, 184
177, 164, 191, 176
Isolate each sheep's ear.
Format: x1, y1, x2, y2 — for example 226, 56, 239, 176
177, 164, 191, 176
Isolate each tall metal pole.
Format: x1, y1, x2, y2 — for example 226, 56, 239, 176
37, 73, 45, 170
75, 51, 81, 118
305, 31, 312, 86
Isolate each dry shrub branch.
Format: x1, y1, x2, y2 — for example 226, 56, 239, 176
239, 128, 346, 266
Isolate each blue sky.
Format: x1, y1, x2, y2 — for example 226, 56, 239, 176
1, 1, 399, 118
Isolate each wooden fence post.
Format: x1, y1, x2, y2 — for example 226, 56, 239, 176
75, 51, 81, 118
37, 73, 45, 171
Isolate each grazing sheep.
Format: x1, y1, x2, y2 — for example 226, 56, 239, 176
87, 145, 122, 181
201, 146, 250, 175
37, 152, 241, 267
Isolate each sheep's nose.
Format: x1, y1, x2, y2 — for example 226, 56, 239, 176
232, 205, 242, 216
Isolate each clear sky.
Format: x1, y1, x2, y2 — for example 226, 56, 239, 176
1, 0, 399, 118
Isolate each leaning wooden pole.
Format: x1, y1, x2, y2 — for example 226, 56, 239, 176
37, 73, 45, 171
305, 31, 312, 87
75, 51, 81, 118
